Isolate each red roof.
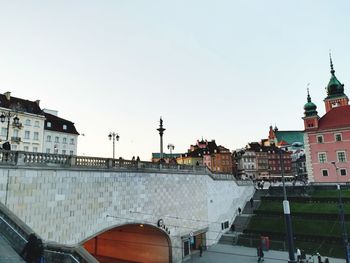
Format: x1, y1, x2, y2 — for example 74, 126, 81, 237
318, 105, 350, 130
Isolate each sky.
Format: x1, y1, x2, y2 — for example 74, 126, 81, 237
1, 1, 350, 160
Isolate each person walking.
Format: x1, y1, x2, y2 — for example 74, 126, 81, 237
257, 246, 264, 262
250, 197, 254, 208
238, 207, 242, 215
296, 248, 301, 262
199, 244, 203, 257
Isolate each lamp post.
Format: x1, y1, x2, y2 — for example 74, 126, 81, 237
0, 111, 20, 141
167, 143, 174, 159
331, 161, 350, 263
279, 147, 296, 263
108, 132, 119, 159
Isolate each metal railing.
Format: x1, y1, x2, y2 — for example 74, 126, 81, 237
0, 202, 97, 263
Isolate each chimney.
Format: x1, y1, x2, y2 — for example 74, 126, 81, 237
35, 100, 40, 106
4, 91, 11, 100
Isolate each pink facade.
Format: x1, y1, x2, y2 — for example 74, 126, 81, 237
307, 129, 350, 182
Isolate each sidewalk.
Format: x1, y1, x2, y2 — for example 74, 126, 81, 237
190, 244, 344, 263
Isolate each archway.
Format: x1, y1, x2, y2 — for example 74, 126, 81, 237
83, 224, 171, 263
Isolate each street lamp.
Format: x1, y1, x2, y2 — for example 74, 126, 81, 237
279, 147, 296, 263
331, 161, 350, 263
108, 132, 120, 159
0, 111, 20, 141
167, 143, 174, 159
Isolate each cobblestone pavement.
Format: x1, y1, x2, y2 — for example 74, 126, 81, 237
190, 244, 344, 263
0, 235, 24, 263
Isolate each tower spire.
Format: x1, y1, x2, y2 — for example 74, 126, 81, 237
307, 83, 311, 102
329, 51, 335, 75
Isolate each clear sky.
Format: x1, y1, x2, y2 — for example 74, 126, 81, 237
1, 1, 350, 160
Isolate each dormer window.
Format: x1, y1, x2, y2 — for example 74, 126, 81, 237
47, 122, 52, 128
63, 124, 67, 130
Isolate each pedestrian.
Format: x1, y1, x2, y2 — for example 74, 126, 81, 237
199, 244, 203, 257
324, 258, 329, 263
296, 248, 301, 262
230, 224, 235, 232
257, 246, 264, 262
250, 197, 254, 208
21, 233, 38, 263
317, 253, 322, 263
238, 207, 242, 215
136, 156, 140, 162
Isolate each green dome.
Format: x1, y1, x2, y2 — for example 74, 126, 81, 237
304, 90, 318, 117
327, 74, 344, 97
326, 55, 345, 98
304, 101, 317, 111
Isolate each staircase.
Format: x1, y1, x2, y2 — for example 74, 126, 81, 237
219, 189, 268, 245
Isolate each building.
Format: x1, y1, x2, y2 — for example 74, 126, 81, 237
43, 109, 79, 155
151, 153, 182, 163
0, 92, 46, 152
234, 143, 292, 180
303, 57, 350, 182
0, 91, 79, 154
177, 139, 233, 173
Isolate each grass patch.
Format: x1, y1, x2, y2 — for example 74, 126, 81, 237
257, 201, 350, 214
312, 189, 350, 198
247, 216, 350, 238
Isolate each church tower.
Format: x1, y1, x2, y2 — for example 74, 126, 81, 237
324, 54, 349, 112
303, 89, 319, 130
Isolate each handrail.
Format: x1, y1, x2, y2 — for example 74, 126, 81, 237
0, 201, 97, 262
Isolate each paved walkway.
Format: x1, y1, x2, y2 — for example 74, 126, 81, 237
0, 235, 24, 263
190, 244, 344, 263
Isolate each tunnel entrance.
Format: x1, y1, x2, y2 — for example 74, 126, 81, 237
83, 224, 171, 263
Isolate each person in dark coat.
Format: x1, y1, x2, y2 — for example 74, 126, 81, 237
199, 244, 203, 257
238, 207, 242, 215
250, 197, 254, 208
257, 246, 264, 262
21, 233, 38, 263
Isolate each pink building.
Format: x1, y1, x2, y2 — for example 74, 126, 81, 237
303, 56, 350, 183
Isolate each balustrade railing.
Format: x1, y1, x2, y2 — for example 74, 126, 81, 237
0, 150, 244, 182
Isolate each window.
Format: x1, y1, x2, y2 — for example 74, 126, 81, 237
70, 150, 74, 155
318, 153, 327, 163
322, 170, 329, 176
34, 121, 39, 127
63, 138, 67, 144
23, 146, 29, 152
337, 151, 347, 162
46, 148, 50, 153
25, 119, 31, 126
335, 133, 342, 142
70, 138, 74, 145
47, 122, 51, 128
54, 148, 58, 154
33, 147, 38, 152
221, 220, 229, 230
317, 135, 324, 143
340, 169, 347, 176
47, 135, 51, 142
13, 130, 19, 137
63, 124, 67, 130
24, 131, 30, 139
1, 128, 7, 137
55, 137, 59, 143
62, 150, 66, 155
33, 132, 39, 140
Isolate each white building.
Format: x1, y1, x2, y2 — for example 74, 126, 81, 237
42, 109, 79, 155
0, 92, 46, 152
0, 92, 79, 154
